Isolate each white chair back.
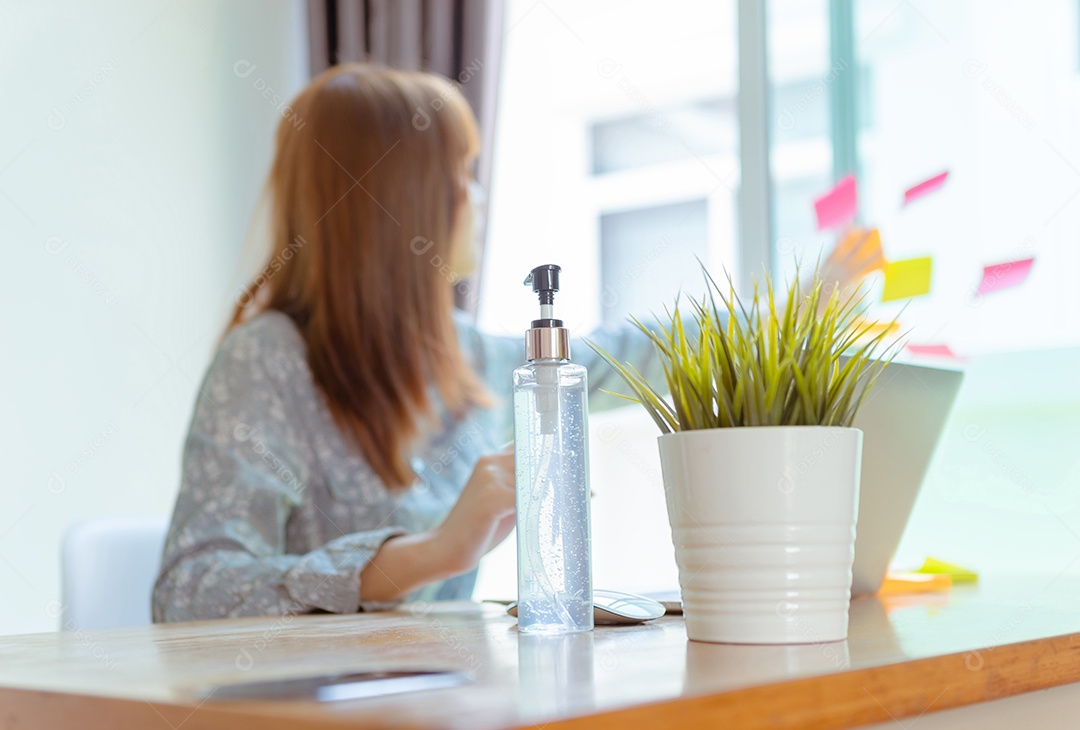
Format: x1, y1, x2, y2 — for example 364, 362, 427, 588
60, 517, 169, 630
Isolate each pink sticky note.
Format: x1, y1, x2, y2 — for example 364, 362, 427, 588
906, 343, 962, 359
903, 171, 949, 206
814, 175, 858, 231
976, 257, 1034, 296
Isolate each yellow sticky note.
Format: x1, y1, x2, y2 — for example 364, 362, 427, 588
914, 556, 979, 584
881, 256, 933, 302
849, 315, 902, 344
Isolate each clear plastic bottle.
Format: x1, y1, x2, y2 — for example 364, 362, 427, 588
513, 265, 593, 634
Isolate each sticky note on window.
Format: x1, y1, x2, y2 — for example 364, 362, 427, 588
903, 171, 949, 206
879, 572, 953, 595
915, 556, 978, 584
832, 227, 886, 279
814, 174, 857, 231
906, 343, 961, 359
976, 257, 1034, 296
881, 256, 932, 302
851, 316, 901, 343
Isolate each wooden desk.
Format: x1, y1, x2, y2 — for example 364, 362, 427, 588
2, 576, 1079, 729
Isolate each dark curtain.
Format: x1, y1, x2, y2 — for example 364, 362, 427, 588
306, 0, 505, 313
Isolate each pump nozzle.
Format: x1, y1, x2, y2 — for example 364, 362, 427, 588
524, 264, 563, 327
525, 264, 560, 303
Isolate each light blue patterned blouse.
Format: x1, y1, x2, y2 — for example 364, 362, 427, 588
152, 310, 660, 622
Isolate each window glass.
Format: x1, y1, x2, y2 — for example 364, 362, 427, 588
767, 0, 837, 285
481, 0, 1080, 597
477, 0, 739, 598
480, 0, 739, 338
591, 99, 735, 175
851, 0, 1080, 574
599, 199, 709, 327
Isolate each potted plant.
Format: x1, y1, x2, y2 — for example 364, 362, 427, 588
589, 268, 897, 644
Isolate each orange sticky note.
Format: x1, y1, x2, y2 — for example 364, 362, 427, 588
878, 572, 953, 595
831, 227, 886, 277
881, 257, 933, 302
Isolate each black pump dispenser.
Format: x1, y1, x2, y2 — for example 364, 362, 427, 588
523, 264, 570, 361
524, 264, 564, 328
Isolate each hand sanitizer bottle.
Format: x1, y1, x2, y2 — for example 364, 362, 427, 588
513, 264, 593, 634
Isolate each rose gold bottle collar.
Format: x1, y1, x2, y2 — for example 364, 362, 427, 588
525, 327, 570, 360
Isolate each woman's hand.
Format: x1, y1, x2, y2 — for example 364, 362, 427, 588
359, 449, 516, 603
431, 449, 516, 575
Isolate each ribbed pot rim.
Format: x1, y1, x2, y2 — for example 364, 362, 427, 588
658, 425, 862, 441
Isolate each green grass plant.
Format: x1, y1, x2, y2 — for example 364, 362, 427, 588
587, 265, 900, 433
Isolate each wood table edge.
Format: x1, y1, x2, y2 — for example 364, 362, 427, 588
0, 687, 420, 730
3, 631, 1079, 730
529, 630, 1080, 730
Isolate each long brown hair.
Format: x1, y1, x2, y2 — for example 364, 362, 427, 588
233, 64, 491, 489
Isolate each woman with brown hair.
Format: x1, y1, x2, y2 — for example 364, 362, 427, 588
151, 65, 661, 621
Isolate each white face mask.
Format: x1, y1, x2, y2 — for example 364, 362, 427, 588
467, 179, 487, 250
448, 179, 486, 279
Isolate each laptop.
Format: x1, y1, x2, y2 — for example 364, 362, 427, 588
848, 358, 964, 596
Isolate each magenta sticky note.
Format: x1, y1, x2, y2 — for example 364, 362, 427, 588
903, 171, 949, 206
976, 257, 1034, 296
813, 175, 858, 231
906, 343, 961, 359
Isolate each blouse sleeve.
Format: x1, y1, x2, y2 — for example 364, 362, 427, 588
455, 311, 679, 441
152, 322, 406, 623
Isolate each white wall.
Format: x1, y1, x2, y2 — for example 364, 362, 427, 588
0, 0, 307, 636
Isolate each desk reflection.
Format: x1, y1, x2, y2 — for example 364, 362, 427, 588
518, 632, 596, 720
684, 638, 850, 695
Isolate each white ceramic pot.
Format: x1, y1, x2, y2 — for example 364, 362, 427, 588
658, 426, 862, 644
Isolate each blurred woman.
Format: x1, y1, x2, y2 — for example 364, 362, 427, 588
152, 65, 657, 621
